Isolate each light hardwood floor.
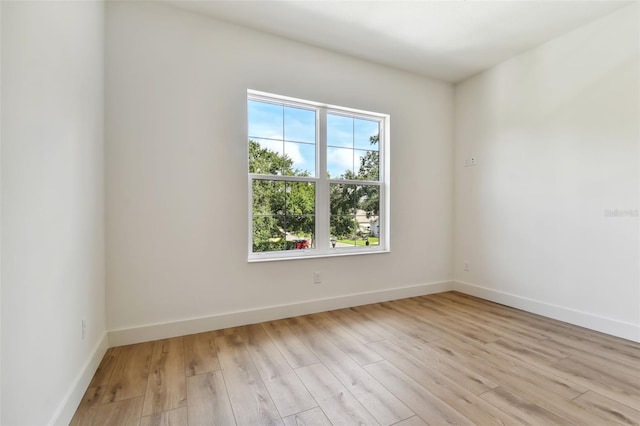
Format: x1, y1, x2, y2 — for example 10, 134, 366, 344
71, 291, 640, 425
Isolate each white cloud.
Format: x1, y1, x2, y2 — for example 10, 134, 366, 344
285, 142, 304, 165
257, 139, 282, 155
327, 147, 353, 176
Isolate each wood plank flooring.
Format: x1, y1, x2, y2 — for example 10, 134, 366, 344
72, 291, 640, 425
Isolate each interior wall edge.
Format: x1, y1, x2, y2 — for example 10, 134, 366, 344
107, 280, 454, 346
453, 281, 640, 343
50, 332, 109, 426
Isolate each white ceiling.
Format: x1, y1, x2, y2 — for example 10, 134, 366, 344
164, 0, 633, 83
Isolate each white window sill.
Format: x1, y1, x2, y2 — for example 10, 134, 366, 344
248, 248, 390, 263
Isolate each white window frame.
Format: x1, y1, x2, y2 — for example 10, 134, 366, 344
247, 89, 390, 262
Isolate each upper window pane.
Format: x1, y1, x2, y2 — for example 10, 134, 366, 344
354, 149, 379, 181
327, 114, 380, 181
249, 140, 285, 175
284, 142, 315, 177
327, 114, 353, 148
284, 106, 316, 143
249, 99, 317, 177
327, 147, 352, 179
248, 101, 283, 140
354, 119, 379, 150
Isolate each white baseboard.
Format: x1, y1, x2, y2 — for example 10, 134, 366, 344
108, 280, 454, 346
50, 332, 109, 426
453, 281, 640, 343
107, 278, 638, 347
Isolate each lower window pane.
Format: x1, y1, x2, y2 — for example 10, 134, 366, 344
355, 209, 379, 247
330, 184, 380, 249
253, 180, 285, 215
355, 185, 380, 248
253, 215, 286, 252
285, 215, 315, 250
252, 179, 316, 253
330, 215, 357, 248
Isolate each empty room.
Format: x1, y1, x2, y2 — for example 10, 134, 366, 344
1, 0, 639, 425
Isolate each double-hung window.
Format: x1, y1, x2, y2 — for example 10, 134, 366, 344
248, 90, 389, 261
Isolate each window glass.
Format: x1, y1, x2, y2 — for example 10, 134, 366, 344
248, 92, 387, 259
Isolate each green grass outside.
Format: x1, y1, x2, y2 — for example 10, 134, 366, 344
337, 237, 379, 246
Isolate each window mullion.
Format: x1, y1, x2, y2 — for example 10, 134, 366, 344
317, 107, 329, 252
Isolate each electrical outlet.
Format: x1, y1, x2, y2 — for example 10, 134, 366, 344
464, 157, 477, 167
313, 272, 321, 284
81, 319, 86, 340
464, 261, 470, 271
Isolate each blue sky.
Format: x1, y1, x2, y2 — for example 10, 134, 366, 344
248, 100, 378, 178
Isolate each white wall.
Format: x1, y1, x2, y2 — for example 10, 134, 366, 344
454, 4, 639, 341
106, 2, 453, 340
1, 2, 107, 424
